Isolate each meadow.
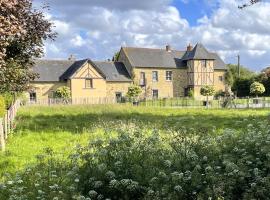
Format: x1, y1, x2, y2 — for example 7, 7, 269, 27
0, 105, 269, 199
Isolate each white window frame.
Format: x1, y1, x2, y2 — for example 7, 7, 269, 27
152, 71, 158, 82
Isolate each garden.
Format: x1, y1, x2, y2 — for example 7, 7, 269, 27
0, 105, 269, 199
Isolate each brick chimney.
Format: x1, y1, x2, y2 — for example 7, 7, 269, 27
68, 54, 76, 61
186, 43, 193, 51
166, 45, 172, 52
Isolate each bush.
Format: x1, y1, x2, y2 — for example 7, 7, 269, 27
250, 82, 265, 97
0, 96, 6, 117
126, 85, 142, 102
3, 92, 14, 108
55, 86, 71, 99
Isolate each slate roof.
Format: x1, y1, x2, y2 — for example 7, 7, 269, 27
33, 60, 75, 82
182, 43, 216, 60
33, 59, 132, 82
122, 43, 226, 70
92, 61, 132, 82
59, 59, 88, 80
122, 47, 186, 68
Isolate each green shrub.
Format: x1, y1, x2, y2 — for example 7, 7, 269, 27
3, 92, 13, 108
250, 81, 265, 97
126, 85, 142, 101
55, 86, 71, 99
0, 96, 6, 117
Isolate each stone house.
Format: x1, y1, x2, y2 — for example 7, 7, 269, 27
29, 43, 227, 103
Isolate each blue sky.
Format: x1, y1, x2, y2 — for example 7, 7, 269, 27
173, 0, 217, 26
35, 0, 270, 72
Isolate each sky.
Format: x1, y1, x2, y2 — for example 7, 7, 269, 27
33, 0, 270, 72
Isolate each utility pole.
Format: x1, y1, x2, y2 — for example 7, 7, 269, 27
237, 54, 240, 78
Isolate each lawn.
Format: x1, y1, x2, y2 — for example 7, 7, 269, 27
0, 105, 269, 176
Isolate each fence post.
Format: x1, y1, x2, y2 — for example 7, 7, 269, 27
4, 114, 8, 139
0, 118, 5, 151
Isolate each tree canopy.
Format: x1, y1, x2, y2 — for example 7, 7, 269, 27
225, 64, 255, 87
250, 82, 265, 97
0, 0, 55, 93
200, 86, 215, 97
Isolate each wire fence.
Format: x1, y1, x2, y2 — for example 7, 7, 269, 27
27, 97, 117, 106
138, 97, 270, 109
26, 96, 270, 109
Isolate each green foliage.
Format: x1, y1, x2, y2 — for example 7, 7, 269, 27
126, 85, 142, 101
250, 82, 265, 96
214, 90, 227, 99
0, 96, 6, 117
257, 67, 270, 96
225, 64, 255, 86
232, 78, 254, 97
55, 86, 71, 99
200, 85, 215, 97
187, 88, 194, 98
0, 0, 55, 93
112, 51, 120, 61
2, 92, 14, 108
1, 116, 270, 199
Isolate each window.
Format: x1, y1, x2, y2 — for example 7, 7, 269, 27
115, 92, 122, 103
166, 71, 172, 81
85, 78, 93, 88
152, 71, 158, 82
152, 89, 159, 99
140, 72, 146, 86
201, 60, 207, 68
29, 92, 36, 102
219, 76, 223, 82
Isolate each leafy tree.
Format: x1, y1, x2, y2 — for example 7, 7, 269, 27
257, 67, 270, 96
225, 64, 255, 87
112, 51, 120, 61
250, 82, 265, 97
238, 0, 261, 9
55, 86, 71, 99
200, 85, 215, 107
0, 0, 55, 93
232, 78, 254, 97
126, 85, 142, 102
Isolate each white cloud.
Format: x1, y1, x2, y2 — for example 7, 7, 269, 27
35, 0, 270, 70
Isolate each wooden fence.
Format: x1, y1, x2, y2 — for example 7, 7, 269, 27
0, 100, 21, 151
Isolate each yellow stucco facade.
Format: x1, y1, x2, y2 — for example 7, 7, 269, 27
30, 44, 227, 102
30, 65, 226, 102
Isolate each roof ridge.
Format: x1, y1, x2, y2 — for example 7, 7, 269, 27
122, 46, 187, 53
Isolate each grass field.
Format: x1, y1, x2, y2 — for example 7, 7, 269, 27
0, 105, 270, 199
0, 105, 269, 176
